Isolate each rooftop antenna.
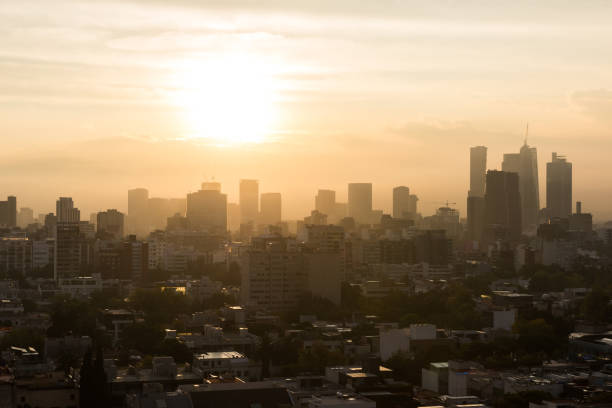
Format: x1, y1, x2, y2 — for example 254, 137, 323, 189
524, 123, 529, 146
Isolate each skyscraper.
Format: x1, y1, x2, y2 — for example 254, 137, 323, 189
392, 186, 411, 219
239, 179, 259, 224
54, 222, 82, 280
0, 196, 17, 227
546, 152, 572, 219
17, 207, 34, 228
56, 197, 80, 223
502, 141, 540, 232
227, 203, 240, 232
315, 189, 336, 217
97, 209, 125, 239
484, 170, 522, 242
467, 195, 485, 246
348, 183, 372, 224
470, 146, 487, 197
128, 188, 149, 237
186, 187, 228, 233
260, 192, 282, 226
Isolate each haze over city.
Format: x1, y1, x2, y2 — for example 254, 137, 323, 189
2, 0, 612, 220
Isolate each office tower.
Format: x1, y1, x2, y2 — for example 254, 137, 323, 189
304, 210, 328, 226
470, 146, 487, 197
502, 142, 540, 231
427, 206, 461, 238
54, 222, 82, 280
17, 207, 34, 228
97, 209, 125, 239
56, 197, 80, 223
315, 189, 336, 217
201, 181, 221, 192
260, 192, 282, 226
239, 179, 259, 224
44, 213, 57, 238
348, 183, 372, 224
120, 236, 148, 280
240, 236, 307, 312
546, 152, 572, 219
466, 195, 485, 246
393, 186, 412, 219
0, 236, 32, 275
227, 203, 240, 232
484, 170, 522, 241
128, 188, 149, 237
569, 201, 593, 233
0, 196, 17, 227
408, 195, 418, 217
89, 212, 97, 226
148, 197, 170, 231
186, 187, 227, 233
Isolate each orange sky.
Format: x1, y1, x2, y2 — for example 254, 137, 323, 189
1, 1, 612, 220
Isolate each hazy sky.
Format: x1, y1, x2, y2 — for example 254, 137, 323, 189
2, 0, 612, 220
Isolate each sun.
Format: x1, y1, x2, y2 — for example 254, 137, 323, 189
170, 53, 279, 145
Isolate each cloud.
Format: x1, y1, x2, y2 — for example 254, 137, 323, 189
571, 89, 612, 122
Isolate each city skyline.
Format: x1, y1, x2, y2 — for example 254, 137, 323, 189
0, 143, 597, 224
2, 1, 612, 220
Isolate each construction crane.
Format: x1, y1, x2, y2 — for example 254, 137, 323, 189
423, 200, 457, 208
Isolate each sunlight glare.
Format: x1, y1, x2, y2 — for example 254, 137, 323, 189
170, 54, 279, 145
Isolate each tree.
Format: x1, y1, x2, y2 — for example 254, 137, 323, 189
159, 339, 192, 364
298, 342, 345, 374
580, 290, 610, 323
514, 318, 559, 356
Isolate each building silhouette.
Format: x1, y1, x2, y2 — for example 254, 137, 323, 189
393, 186, 412, 219
17, 207, 34, 228
56, 197, 80, 223
186, 187, 227, 233
260, 192, 282, 226
546, 152, 572, 219
470, 146, 487, 197
502, 141, 540, 232
239, 180, 259, 225
128, 188, 149, 237
0, 196, 17, 227
484, 170, 522, 242
348, 183, 372, 224
97, 209, 125, 239
315, 189, 336, 218
54, 222, 82, 280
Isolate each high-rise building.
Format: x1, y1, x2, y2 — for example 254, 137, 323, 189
393, 186, 412, 219
260, 192, 282, 226
128, 188, 149, 237
56, 197, 80, 223
240, 236, 306, 312
315, 189, 336, 217
502, 141, 540, 231
470, 146, 487, 197
97, 209, 125, 239
546, 152, 572, 219
54, 222, 82, 280
227, 203, 240, 232
239, 180, 259, 224
0, 196, 17, 227
466, 195, 486, 247
348, 183, 372, 224
484, 170, 522, 242
17, 207, 34, 228
186, 188, 227, 233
